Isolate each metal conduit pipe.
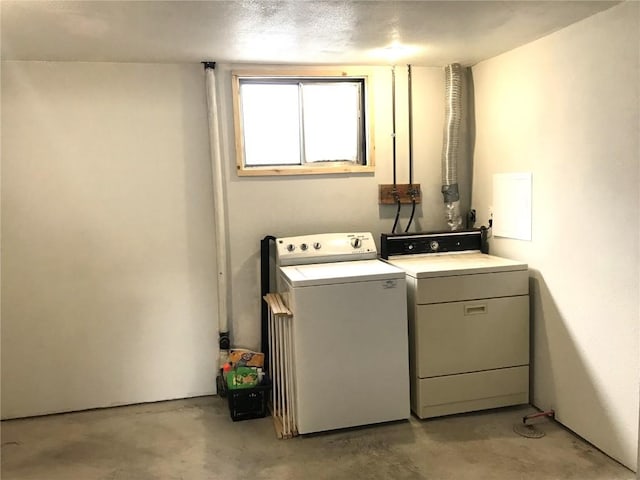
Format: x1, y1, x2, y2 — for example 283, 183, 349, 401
390, 66, 402, 234
441, 63, 463, 231
405, 64, 417, 233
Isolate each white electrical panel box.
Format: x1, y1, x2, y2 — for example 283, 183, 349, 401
492, 172, 532, 241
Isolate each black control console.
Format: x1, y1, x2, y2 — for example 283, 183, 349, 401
380, 228, 488, 259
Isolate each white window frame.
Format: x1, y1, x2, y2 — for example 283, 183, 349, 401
232, 69, 375, 176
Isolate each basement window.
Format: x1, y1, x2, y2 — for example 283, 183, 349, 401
232, 71, 375, 176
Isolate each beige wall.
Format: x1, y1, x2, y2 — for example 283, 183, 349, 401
1, 62, 219, 418
472, 2, 639, 470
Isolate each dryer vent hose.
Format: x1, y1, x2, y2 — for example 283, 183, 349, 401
441, 63, 463, 231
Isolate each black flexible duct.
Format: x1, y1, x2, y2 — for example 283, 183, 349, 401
392, 199, 402, 234
404, 200, 416, 233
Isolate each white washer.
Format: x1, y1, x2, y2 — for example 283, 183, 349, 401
276, 232, 410, 434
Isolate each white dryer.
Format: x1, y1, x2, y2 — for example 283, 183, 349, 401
381, 230, 530, 419
276, 232, 410, 434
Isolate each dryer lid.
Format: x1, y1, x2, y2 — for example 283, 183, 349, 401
385, 252, 527, 278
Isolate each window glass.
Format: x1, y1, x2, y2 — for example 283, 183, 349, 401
233, 71, 374, 176
302, 83, 360, 163
241, 83, 300, 166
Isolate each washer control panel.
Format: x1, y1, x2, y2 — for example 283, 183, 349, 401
276, 232, 377, 266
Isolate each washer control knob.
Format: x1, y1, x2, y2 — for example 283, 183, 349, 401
313, 242, 321, 250
351, 238, 362, 249
430, 240, 440, 251
300, 243, 308, 251
286, 243, 295, 252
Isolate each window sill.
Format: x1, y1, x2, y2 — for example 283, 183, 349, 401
236, 164, 375, 177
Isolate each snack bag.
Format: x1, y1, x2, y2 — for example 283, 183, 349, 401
228, 349, 264, 368
227, 366, 259, 389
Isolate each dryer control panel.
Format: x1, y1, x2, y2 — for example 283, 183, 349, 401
380, 229, 488, 259
276, 232, 377, 266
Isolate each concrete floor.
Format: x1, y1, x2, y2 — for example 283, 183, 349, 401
1, 397, 634, 480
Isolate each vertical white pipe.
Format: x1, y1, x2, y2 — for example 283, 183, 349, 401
204, 66, 229, 369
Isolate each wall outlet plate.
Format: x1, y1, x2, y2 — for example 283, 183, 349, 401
378, 184, 422, 205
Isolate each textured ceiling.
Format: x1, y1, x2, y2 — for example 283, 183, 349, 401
1, 1, 621, 66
